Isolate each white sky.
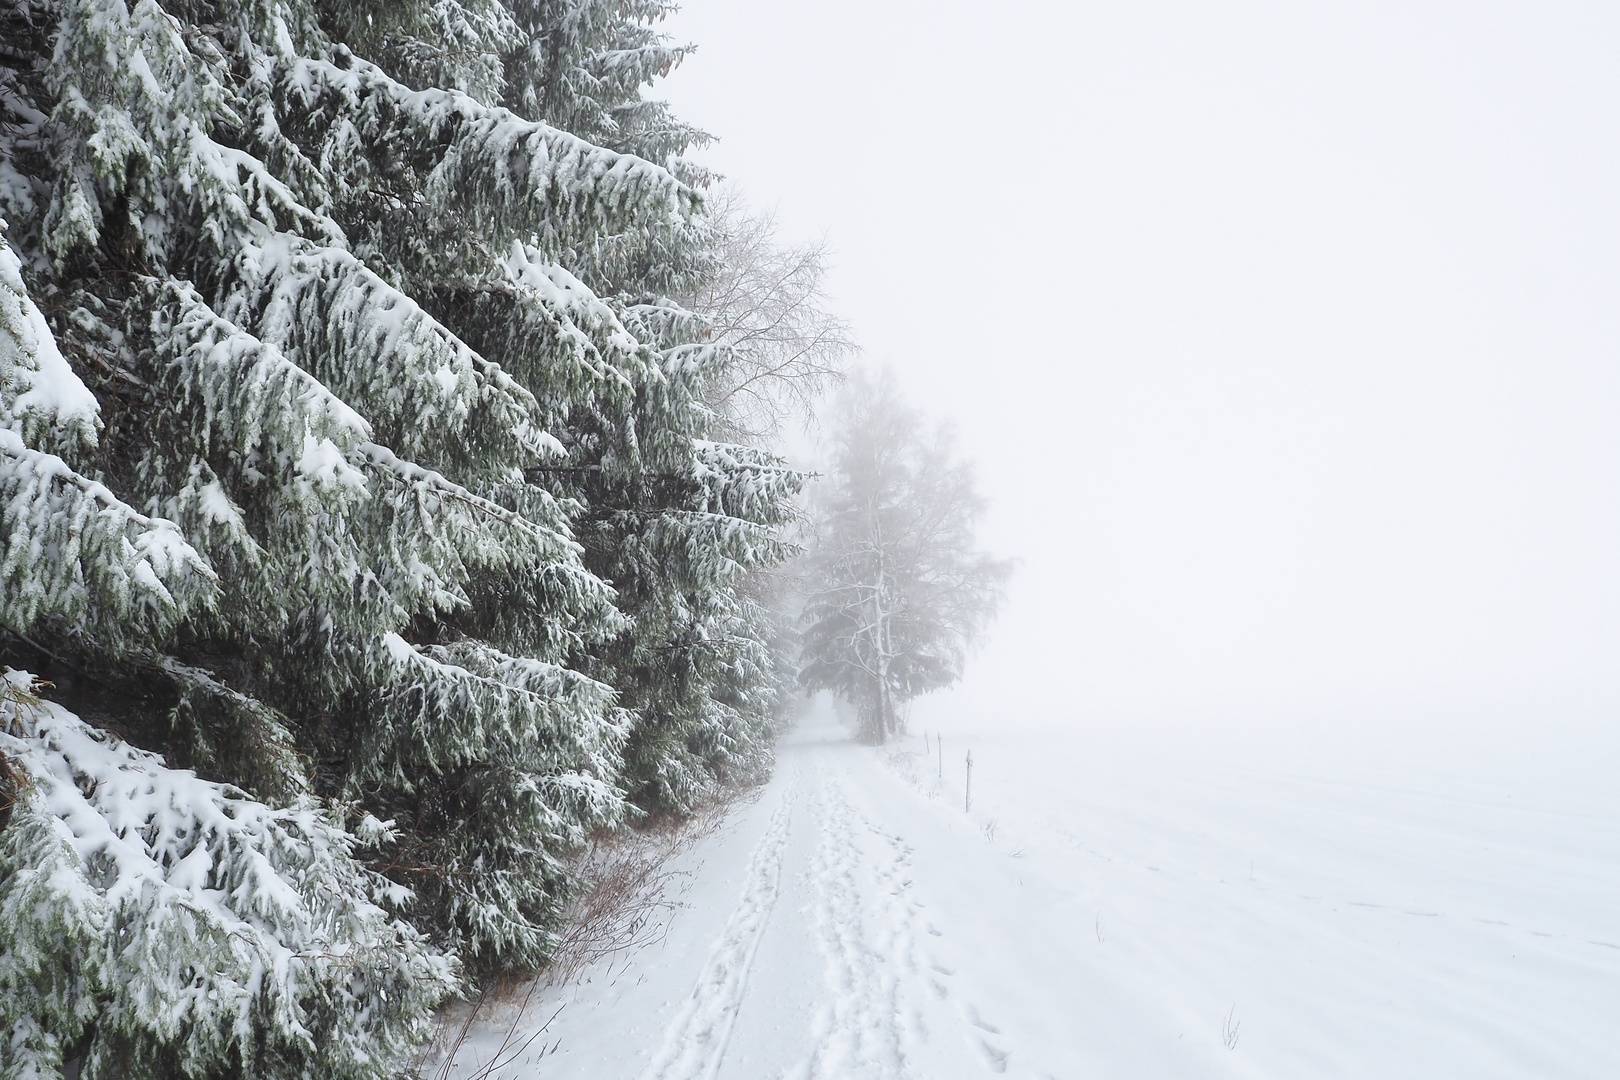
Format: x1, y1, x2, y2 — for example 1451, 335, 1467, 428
661, 0, 1620, 733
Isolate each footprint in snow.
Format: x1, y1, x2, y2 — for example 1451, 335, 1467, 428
978, 1038, 1010, 1073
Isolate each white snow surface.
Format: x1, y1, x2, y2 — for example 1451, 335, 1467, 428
437, 698, 1620, 1079
0, 223, 99, 436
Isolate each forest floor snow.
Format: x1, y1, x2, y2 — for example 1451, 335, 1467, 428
432, 698, 1620, 1079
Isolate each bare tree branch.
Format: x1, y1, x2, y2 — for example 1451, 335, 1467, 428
679, 187, 859, 441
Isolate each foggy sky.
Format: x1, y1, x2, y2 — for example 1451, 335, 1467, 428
663, 0, 1620, 731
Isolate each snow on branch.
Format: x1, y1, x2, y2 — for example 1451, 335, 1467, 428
140, 284, 577, 635
0, 671, 456, 1080
0, 429, 215, 649
160, 656, 308, 805
357, 439, 578, 561
227, 233, 551, 479
338, 637, 633, 965
1, 226, 98, 458
41, 0, 337, 266
363, 633, 625, 795
193, 437, 577, 632
492, 241, 649, 395
364, 0, 522, 105
282, 51, 698, 248
154, 278, 372, 496
617, 297, 713, 368
691, 440, 805, 525
608, 508, 791, 591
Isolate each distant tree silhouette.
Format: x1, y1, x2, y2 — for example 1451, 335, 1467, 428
799, 374, 1013, 742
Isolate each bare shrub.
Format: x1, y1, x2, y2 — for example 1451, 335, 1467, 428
547, 805, 733, 986
419, 788, 756, 1077
885, 744, 923, 786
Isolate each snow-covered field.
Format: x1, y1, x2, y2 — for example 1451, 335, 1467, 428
439, 698, 1620, 1079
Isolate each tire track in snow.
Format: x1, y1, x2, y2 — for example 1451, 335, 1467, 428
638, 781, 797, 1080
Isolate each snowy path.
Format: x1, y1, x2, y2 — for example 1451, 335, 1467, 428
440, 703, 1620, 1079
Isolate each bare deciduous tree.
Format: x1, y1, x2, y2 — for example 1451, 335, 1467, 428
798, 372, 1013, 742
683, 187, 859, 440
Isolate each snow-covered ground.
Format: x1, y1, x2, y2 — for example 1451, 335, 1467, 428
439, 698, 1620, 1079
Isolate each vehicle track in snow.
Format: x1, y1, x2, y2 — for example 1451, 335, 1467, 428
637, 780, 798, 1080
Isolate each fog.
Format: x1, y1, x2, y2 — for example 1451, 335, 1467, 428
664, 0, 1620, 742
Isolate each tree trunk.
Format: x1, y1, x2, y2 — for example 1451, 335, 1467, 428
877, 671, 893, 744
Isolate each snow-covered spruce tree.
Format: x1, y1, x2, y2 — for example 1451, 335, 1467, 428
0, 0, 810, 1071
0, 0, 663, 968
0, 669, 455, 1080
633, 188, 855, 794
324, 0, 816, 816
799, 372, 1013, 743
503, 0, 711, 173
2, 225, 454, 1077
453, 4, 817, 815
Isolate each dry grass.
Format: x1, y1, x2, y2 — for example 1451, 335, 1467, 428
546, 802, 735, 986
420, 786, 758, 1079
1223, 1005, 1242, 1050
885, 743, 924, 784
